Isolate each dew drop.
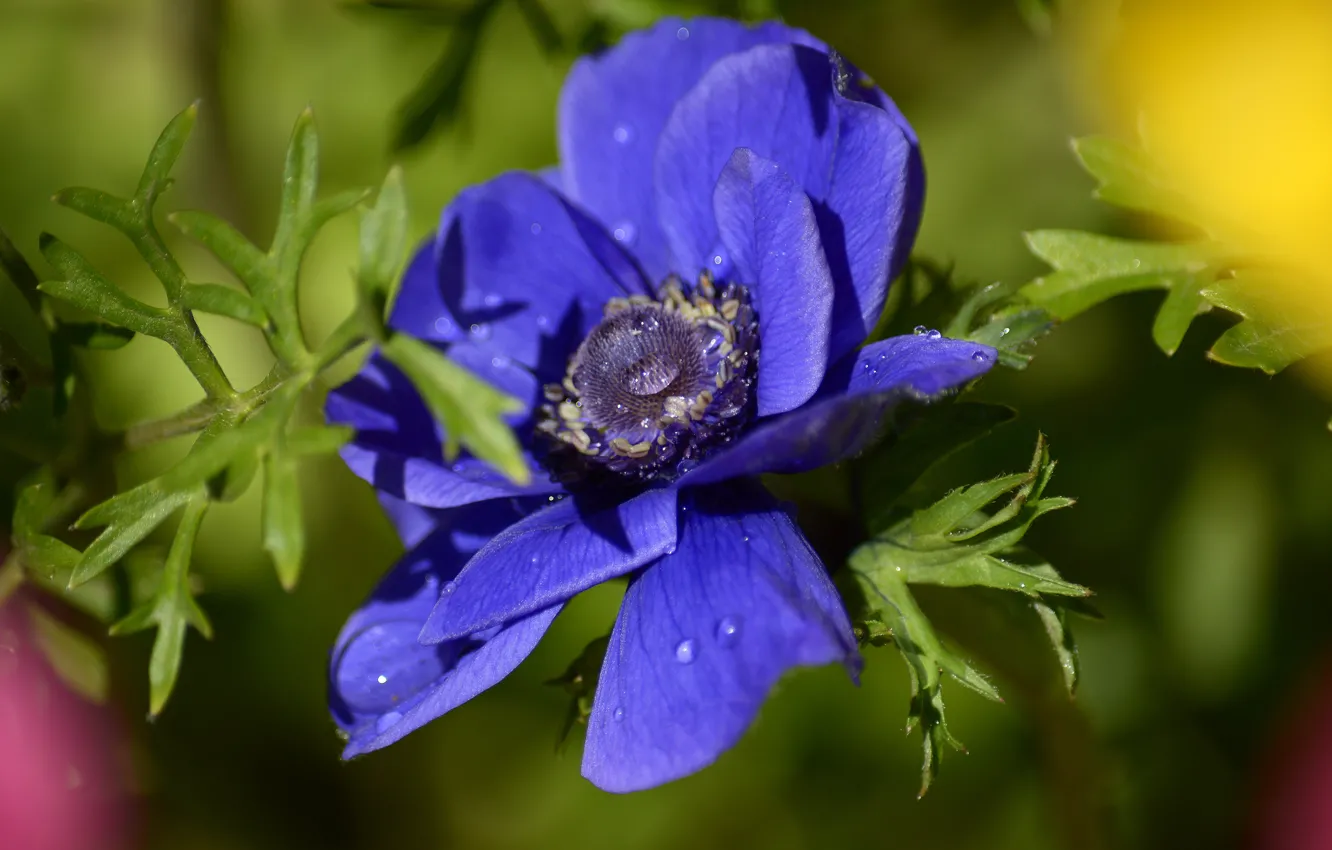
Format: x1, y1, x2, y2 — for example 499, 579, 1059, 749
639, 417, 653, 429
613, 706, 626, 721
443, 581, 457, 595
1131, 258, 1142, 269
613, 124, 632, 144
612, 221, 636, 244
614, 402, 629, 413
334, 621, 453, 714
716, 617, 740, 647
469, 323, 491, 340
712, 254, 723, 266
530, 222, 542, 235
530, 554, 540, 565
675, 639, 696, 664
536, 314, 550, 330
676, 26, 690, 40
925, 328, 942, 340
971, 350, 989, 362
913, 324, 927, 335
625, 353, 679, 395
483, 293, 502, 308
492, 355, 511, 369
742, 535, 750, 543
434, 317, 454, 335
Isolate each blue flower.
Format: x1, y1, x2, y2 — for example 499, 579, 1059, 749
326, 16, 996, 792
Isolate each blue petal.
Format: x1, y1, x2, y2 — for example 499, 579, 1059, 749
654, 43, 919, 361
581, 480, 858, 792
421, 488, 679, 643
680, 334, 997, 486
558, 17, 822, 281
376, 492, 445, 549
326, 353, 563, 508
713, 148, 833, 415
387, 171, 648, 380
329, 500, 558, 757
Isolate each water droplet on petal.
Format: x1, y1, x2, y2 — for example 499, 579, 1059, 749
530, 554, 540, 565
716, 617, 740, 647
469, 323, 491, 340
492, 355, 511, 369
742, 535, 750, 543
676, 26, 690, 40
612, 221, 636, 244
443, 581, 457, 595
613, 706, 625, 721
536, 314, 550, 330
613, 124, 631, 144
434, 317, 454, 335
675, 639, 696, 664
530, 222, 542, 235
913, 325, 927, 335
334, 622, 455, 714
925, 329, 942, 340
971, 350, 989, 362
483, 293, 502, 308
712, 254, 724, 266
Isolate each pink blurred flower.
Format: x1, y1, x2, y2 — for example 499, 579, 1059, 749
0, 610, 130, 850
1252, 655, 1332, 849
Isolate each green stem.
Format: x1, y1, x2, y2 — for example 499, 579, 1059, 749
0, 553, 23, 607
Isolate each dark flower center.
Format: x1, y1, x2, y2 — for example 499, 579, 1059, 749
536, 273, 759, 487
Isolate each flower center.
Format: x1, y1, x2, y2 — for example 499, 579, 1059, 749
536, 273, 759, 486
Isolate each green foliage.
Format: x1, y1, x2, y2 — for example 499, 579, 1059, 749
850, 433, 1086, 795
1023, 135, 1332, 373
548, 634, 611, 751
0, 104, 527, 713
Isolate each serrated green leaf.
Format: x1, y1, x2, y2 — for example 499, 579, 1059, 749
910, 472, 1031, 538
382, 333, 529, 484
1033, 597, 1079, 695
70, 484, 195, 587
157, 386, 300, 495
1071, 135, 1197, 225
359, 166, 409, 309
180, 283, 269, 328
28, 606, 110, 704
859, 401, 1016, 532
262, 450, 304, 591
903, 552, 1089, 597
56, 322, 136, 350
1201, 275, 1332, 373
37, 235, 172, 337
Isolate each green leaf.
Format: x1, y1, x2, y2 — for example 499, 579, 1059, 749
1202, 275, 1332, 373
381, 333, 529, 484
37, 235, 172, 337
850, 435, 1087, 789
859, 401, 1017, 532
136, 101, 198, 200
284, 424, 354, 456
546, 634, 610, 751
393, 0, 501, 151
0, 226, 50, 365
28, 606, 110, 704
1033, 597, 1079, 695
1022, 230, 1217, 354
145, 498, 209, 716
69, 484, 195, 587
11, 470, 81, 580
168, 210, 268, 286
1071, 135, 1197, 225
180, 283, 270, 328
262, 449, 304, 591
359, 166, 409, 316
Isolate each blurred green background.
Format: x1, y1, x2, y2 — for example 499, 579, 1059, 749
3, 0, 1332, 848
